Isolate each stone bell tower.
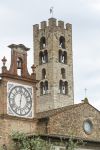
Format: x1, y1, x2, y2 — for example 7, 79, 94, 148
33, 18, 74, 112
0, 44, 37, 148
0, 44, 37, 118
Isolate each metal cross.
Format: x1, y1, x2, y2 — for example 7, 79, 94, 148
84, 88, 87, 97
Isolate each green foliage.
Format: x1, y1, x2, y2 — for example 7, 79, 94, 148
29, 137, 54, 150
11, 132, 82, 150
65, 138, 78, 150
66, 137, 83, 150
11, 132, 53, 150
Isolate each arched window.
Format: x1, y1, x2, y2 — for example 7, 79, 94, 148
62, 52, 65, 63
62, 82, 66, 94
61, 68, 66, 79
40, 82, 43, 95
45, 81, 48, 94
44, 50, 48, 63
39, 51, 48, 65
64, 51, 67, 64
40, 81, 48, 95
65, 81, 68, 95
39, 51, 43, 64
59, 50, 67, 64
42, 68, 46, 79
59, 80, 68, 95
40, 37, 46, 50
59, 36, 65, 49
17, 57, 22, 76
59, 80, 63, 94
59, 50, 62, 63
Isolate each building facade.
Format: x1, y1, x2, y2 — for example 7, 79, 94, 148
0, 44, 37, 148
0, 18, 99, 150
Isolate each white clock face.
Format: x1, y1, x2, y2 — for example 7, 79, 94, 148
7, 82, 33, 118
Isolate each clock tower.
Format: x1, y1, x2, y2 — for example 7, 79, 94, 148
0, 44, 37, 147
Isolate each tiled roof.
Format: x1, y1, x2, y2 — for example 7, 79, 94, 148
40, 134, 100, 143
27, 133, 100, 143
36, 103, 85, 119
36, 102, 100, 119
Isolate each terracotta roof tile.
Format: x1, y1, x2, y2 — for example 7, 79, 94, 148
36, 103, 85, 119
36, 102, 100, 119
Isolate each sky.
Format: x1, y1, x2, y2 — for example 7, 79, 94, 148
0, 0, 100, 110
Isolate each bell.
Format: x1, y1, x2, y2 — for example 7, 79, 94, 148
17, 58, 22, 69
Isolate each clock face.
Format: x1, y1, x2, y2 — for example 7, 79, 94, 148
7, 82, 33, 118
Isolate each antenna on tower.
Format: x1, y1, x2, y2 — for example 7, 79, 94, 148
50, 6, 54, 18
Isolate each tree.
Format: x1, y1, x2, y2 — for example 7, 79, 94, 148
11, 132, 53, 150
11, 132, 82, 150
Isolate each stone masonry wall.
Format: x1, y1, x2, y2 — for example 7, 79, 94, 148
47, 103, 100, 141
0, 117, 37, 149
33, 18, 74, 112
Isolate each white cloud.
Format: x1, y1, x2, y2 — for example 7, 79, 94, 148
81, 0, 100, 12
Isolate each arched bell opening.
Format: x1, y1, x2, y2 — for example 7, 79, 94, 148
17, 57, 23, 76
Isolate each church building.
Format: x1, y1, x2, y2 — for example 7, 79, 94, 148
0, 18, 100, 149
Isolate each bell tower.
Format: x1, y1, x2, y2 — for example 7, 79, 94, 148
8, 44, 30, 77
0, 44, 36, 118
0, 44, 37, 147
33, 18, 74, 112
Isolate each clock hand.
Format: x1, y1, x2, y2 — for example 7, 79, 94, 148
19, 94, 22, 108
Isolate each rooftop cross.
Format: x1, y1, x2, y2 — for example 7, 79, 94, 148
84, 88, 87, 97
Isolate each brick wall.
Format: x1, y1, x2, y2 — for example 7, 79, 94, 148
0, 117, 37, 148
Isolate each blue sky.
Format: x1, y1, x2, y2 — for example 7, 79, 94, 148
0, 0, 100, 110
